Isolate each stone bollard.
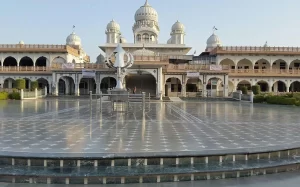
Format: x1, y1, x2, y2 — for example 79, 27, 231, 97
160, 92, 163, 101
89, 91, 92, 106
20, 89, 24, 100
142, 92, 146, 112
44, 87, 48, 96
250, 91, 254, 103
238, 90, 242, 101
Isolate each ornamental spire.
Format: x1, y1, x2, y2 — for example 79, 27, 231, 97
145, 0, 149, 6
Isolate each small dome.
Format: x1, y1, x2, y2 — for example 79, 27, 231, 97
19, 41, 25, 45
172, 20, 185, 31
206, 33, 222, 49
66, 32, 81, 46
135, 0, 158, 22
96, 54, 105, 64
167, 38, 172, 44
106, 19, 120, 31
133, 48, 155, 56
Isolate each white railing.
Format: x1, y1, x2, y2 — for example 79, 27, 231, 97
216, 46, 300, 52
232, 91, 254, 103
23, 90, 35, 99
21, 88, 47, 100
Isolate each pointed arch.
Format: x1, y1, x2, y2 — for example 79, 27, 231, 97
272, 80, 287, 92
289, 59, 300, 70
19, 56, 34, 66
237, 58, 253, 69
3, 56, 17, 66
219, 58, 235, 69
237, 80, 251, 91
289, 81, 300, 92
272, 59, 288, 70
254, 59, 271, 70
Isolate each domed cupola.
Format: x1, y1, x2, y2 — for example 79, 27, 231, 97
135, 0, 158, 22
106, 19, 120, 32
105, 19, 121, 43
206, 33, 222, 52
66, 32, 82, 47
169, 20, 185, 44
172, 20, 185, 32
133, 0, 160, 44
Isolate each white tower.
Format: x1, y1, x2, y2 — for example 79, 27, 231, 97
133, 0, 160, 44
168, 20, 185, 44
106, 20, 121, 44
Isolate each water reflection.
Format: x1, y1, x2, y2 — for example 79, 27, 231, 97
1, 99, 300, 154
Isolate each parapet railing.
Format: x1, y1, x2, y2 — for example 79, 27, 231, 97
229, 69, 300, 75
163, 64, 230, 71
0, 44, 67, 49
0, 66, 51, 72
214, 46, 300, 52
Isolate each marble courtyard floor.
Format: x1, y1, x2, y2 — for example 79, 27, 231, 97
0, 99, 299, 158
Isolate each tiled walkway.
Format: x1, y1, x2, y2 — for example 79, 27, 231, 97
0, 100, 299, 157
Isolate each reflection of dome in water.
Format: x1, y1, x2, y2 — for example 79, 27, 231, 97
133, 48, 155, 56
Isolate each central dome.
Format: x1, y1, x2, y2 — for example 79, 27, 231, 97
135, 0, 158, 22
66, 32, 81, 46
206, 33, 222, 48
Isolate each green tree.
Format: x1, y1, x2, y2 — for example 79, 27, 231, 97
31, 81, 38, 91
15, 79, 25, 90
241, 86, 248, 95
251, 85, 261, 95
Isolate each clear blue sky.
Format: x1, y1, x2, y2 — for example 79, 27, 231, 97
1, 0, 299, 61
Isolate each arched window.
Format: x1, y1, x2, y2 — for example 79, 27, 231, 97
137, 34, 141, 42
143, 34, 149, 43
151, 35, 155, 42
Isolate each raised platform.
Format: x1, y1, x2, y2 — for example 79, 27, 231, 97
0, 100, 300, 184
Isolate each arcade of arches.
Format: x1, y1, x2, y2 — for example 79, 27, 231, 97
2, 77, 49, 92
1, 56, 48, 67
165, 77, 227, 97
218, 58, 300, 70
234, 80, 300, 93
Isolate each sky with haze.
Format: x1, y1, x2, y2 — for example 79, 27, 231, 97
0, 0, 299, 61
